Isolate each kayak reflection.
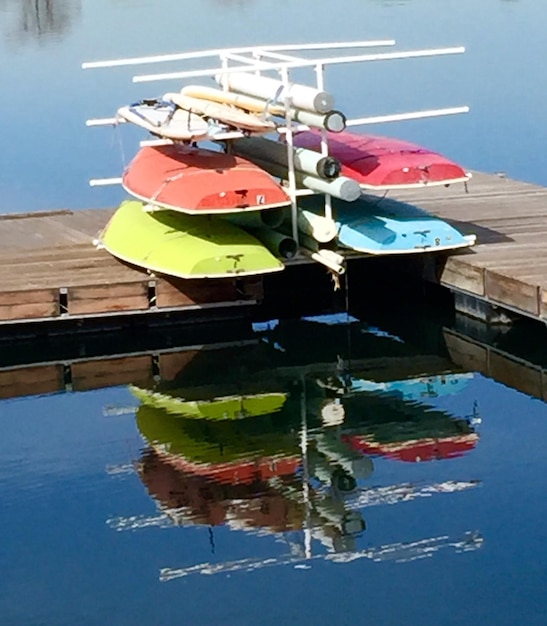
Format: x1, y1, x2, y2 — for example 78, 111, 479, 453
114, 317, 481, 573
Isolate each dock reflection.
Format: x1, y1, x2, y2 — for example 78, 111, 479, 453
107, 317, 482, 578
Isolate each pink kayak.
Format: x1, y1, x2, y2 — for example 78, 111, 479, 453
292, 130, 470, 190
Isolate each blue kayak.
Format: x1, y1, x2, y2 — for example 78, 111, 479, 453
299, 195, 475, 255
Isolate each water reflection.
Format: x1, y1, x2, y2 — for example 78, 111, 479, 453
107, 317, 482, 578
0, 0, 81, 43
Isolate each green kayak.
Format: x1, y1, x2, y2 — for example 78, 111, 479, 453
130, 385, 288, 421
99, 200, 285, 279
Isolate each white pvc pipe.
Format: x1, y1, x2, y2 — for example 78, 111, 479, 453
89, 177, 123, 187
314, 62, 333, 222
216, 71, 335, 113
298, 209, 338, 243
237, 154, 360, 201
254, 50, 302, 62
296, 173, 360, 201
281, 66, 299, 245
82, 40, 396, 69
86, 117, 125, 127
318, 248, 345, 266
346, 105, 470, 126
223, 52, 274, 68
229, 137, 340, 180
132, 46, 465, 83
301, 248, 346, 275
140, 138, 173, 147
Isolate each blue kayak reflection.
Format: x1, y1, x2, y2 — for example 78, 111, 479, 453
110, 317, 482, 577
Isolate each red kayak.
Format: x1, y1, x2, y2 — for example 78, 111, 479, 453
343, 433, 478, 463
292, 130, 470, 190
123, 145, 290, 214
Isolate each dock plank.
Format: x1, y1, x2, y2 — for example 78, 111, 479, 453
67, 282, 150, 315
385, 172, 547, 323
0, 288, 59, 320
155, 278, 241, 308
441, 256, 485, 296
484, 271, 540, 316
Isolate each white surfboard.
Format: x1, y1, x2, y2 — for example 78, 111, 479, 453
117, 99, 210, 141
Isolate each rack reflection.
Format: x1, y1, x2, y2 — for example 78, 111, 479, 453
108, 317, 482, 578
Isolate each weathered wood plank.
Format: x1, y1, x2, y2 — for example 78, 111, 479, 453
0, 365, 64, 399
539, 289, 547, 321
71, 356, 154, 391
440, 256, 485, 296
155, 278, 240, 308
418, 196, 547, 222
67, 282, 150, 315
395, 171, 547, 204
0, 255, 150, 292
0, 288, 59, 320
485, 271, 540, 315
470, 249, 547, 266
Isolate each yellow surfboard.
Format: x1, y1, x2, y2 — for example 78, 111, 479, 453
164, 91, 275, 134
179, 85, 346, 132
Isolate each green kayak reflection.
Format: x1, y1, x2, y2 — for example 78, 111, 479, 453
131, 386, 288, 422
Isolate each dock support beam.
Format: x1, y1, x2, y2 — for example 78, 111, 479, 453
453, 292, 515, 326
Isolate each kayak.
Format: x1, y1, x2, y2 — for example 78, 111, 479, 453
122, 145, 290, 214
298, 194, 475, 254
293, 130, 470, 189
98, 199, 285, 279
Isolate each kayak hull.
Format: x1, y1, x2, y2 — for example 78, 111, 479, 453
293, 130, 470, 189
299, 195, 475, 255
122, 145, 290, 214
98, 199, 285, 279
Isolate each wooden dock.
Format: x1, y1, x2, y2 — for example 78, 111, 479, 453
0, 208, 263, 327
390, 171, 547, 324
1, 170, 547, 329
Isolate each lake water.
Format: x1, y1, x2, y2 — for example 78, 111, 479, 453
1, 1, 547, 624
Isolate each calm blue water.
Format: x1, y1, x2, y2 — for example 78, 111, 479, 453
1, 1, 547, 624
